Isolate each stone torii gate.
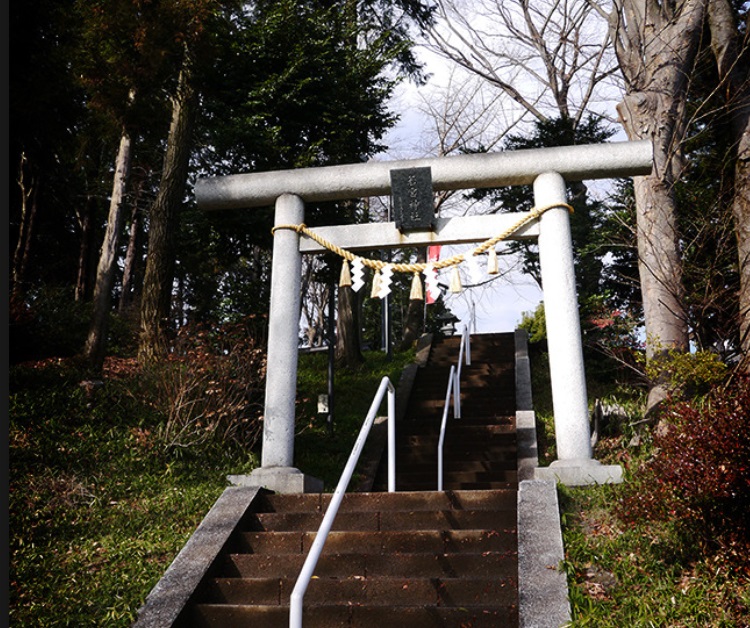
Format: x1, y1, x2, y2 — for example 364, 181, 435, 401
195, 140, 653, 491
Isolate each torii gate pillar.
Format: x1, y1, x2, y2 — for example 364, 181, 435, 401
228, 194, 324, 493
534, 173, 622, 485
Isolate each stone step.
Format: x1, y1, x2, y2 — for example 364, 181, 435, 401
395, 432, 517, 445
413, 367, 513, 377
395, 460, 517, 475
405, 403, 516, 417
402, 415, 515, 425
394, 471, 519, 486
395, 448, 517, 462
394, 439, 517, 453
255, 489, 516, 514
246, 508, 517, 533
197, 575, 517, 606
398, 421, 517, 433
222, 550, 517, 579
234, 528, 518, 555
396, 424, 517, 437
412, 367, 514, 381
428, 353, 514, 365
189, 602, 518, 627
409, 382, 514, 391
407, 386, 515, 397
396, 484, 518, 492
401, 415, 515, 425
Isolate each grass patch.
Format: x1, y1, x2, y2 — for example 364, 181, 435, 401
560, 484, 750, 627
295, 348, 415, 489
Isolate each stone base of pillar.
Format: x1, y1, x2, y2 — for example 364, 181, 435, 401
228, 467, 324, 494
534, 459, 623, 486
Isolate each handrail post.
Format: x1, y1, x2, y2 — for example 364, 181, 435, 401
440, 325, 472, 489
454, 370, 461, 419
387, 383, 396, 493
455, 324, 470, 420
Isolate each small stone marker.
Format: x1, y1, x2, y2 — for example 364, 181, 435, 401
390, 167, 435, 232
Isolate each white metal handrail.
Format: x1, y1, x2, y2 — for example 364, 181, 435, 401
454, 324, 472, 419
289, 376, 396, 628
437, 365, 455, 492
438, 325, 472, 490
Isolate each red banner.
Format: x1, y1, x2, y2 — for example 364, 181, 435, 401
426, 246, 441, 304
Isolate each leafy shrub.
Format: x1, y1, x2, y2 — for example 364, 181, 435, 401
135, 317, 267, 454
617, 375, 750, 569
641, 343, 728, 398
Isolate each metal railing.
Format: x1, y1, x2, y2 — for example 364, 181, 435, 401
289, 376, 396, 628
437, 365, 455, 492
437, 324, 471, 490
454, 324, 472, 419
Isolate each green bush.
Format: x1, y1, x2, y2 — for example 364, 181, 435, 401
641, 344, 728, 398
519, 303, 547, 343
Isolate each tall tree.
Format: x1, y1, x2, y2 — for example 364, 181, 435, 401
180, 0, 434, 362
12, 153, 37, 303
419, 0, 630, 344
119, 177, 147, 312
74, 0, 185, 369
84, 125, 133, 369
336, 284, 365, 365
10, 0, 87, 297
706, 0, 750, 370
469, 115, 616, 306
602, 0, 707, 409
138, 0, 257, 361
300, 256, 333, 348
139, 46, 200, 362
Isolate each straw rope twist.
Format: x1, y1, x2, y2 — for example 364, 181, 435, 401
271, 202, 573, 273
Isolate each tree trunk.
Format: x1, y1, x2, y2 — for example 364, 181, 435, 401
400, 248, 427, 351
335, 283, 364, 367
708, 0, 750, 370
12, 153, 37, 302
628, 172, 688, 352
119, 181, 144, 312
733, 113, 750, 370
75, 197, 97, 303
84, 128, 133, 371
138, 49, 198, 363
612, 0, 706, 410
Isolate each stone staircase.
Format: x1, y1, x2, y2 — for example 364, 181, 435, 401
372, 332, 517, 491
179, 489, 518, 626
136, 332, 522, 627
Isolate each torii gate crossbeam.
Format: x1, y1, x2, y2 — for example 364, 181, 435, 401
196, 140, 653, 491
196, 140, 651, 210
